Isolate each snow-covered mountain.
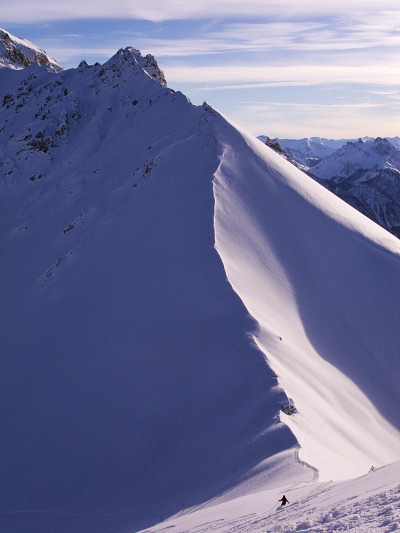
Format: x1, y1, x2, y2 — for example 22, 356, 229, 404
257, 136, 344, 166
389, 136, 400, 150
0, 28, 62, 71
258, 135, 400, 238
310, 137, 400, 181
1, 36, 400, 533
258, 135, 400, 167
308, 138, 400, 238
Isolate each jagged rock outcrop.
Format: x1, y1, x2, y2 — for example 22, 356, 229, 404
263, 136, 290, 159
0, 46, 171, 192
104, 46, 167, 86
0, 28, 62, 71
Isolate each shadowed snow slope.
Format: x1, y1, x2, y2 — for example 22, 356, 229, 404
1, 46, 400, 533
1, 51, 310, 532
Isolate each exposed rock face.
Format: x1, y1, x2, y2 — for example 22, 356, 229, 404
0, 28, 62, 71
263, 136, 291, 160
104, 46, 167, 86
0, 46, 170, 191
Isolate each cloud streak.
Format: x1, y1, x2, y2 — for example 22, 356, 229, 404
2, 0, 400, 23
34, 15, 400, 60
247, 101, 388, 111
232, 98, 400, 138
166, 64, 400, 87
135, 24, 400, 58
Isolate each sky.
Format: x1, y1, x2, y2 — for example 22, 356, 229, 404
2, 0, 400, 139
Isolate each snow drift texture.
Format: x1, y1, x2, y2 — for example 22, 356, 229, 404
1, 41, 400, 533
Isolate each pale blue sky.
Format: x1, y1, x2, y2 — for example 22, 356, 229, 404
3, 0, 400, 138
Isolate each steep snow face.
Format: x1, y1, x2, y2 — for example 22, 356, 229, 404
0, 50, 312, 532
213, 115, 400, 481
0, 28, 62, 71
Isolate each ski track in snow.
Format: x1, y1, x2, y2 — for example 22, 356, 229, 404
180, 488, 400, 533
142, 463, 400, 533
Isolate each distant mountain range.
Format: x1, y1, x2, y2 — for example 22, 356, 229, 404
259, 135, 400, 167
258, 135, 400, 238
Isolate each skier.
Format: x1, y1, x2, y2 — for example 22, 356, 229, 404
279, 494, 289, 506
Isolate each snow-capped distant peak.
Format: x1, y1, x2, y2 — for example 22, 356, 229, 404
0, 28, 62, 72
310, 137, 400, 181
104, 47, 167, 86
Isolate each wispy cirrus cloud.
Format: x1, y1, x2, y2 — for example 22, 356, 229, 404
36, 44, 117, 63
203, 20, 400, 54
2, 0, 400, 23
234, 96, 400, 138
118, 15, 400, 58
247, 101, 390, 111
35, 24, 400, 72
165, 64, 400, 87
242, 109, 400, 139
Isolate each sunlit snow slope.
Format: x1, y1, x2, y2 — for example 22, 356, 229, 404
142, 461, 400, 533
213, 115, 400, 481
0, 28, 61, 71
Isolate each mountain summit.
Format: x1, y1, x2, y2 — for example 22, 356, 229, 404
0, 28, 62, 71
1, 34, 400, 532
103, 46, 167, 86
310, 137, 400, 181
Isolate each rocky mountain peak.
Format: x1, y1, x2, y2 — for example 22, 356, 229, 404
104, 46, 167, 86
0, 28, 62, 72
311, 137, 400, 179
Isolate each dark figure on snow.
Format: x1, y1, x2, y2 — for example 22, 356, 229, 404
279, 495, 289, 506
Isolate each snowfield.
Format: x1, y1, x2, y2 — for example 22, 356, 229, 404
141, 461, 400, 532
1, 37, 400, 533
